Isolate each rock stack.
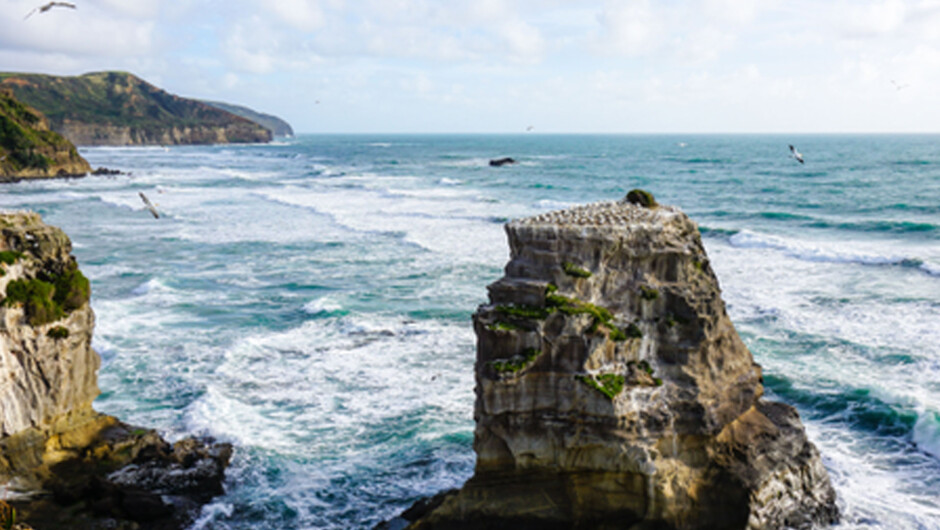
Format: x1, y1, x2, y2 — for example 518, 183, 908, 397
399, 194, 838, 529
0, 212, 230, 529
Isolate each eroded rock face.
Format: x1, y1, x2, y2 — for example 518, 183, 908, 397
405, 197, 838, 529
0, 212, 231, 529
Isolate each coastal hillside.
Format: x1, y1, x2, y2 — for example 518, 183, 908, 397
0, 88, 90, 179
0, 71, 272, 146
203, 100, 294, 137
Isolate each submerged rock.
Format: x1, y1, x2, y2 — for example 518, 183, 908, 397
400, 195, 838, 529
0, 212, 231, 529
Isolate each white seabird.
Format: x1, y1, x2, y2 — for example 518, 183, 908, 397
24, 1, 76, 20
789, 144, 804, 164
138, 192, 160, 219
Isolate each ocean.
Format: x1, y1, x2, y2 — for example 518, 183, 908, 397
1, 134, 938, 529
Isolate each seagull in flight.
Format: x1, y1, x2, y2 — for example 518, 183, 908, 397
890, 80, 910, 91
24, 1, 76, 20
138, 192, 160, 219
789, 144, 804, 164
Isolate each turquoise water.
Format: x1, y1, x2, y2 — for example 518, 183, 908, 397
1, 134, 938, 529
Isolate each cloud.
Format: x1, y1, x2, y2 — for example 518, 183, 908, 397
840, 0, 908, 37
0, 1, 157, 58
269, 0, 326, 32
592, 0, 661, 56
701, 0, 771, 25
674, 26, 736, 63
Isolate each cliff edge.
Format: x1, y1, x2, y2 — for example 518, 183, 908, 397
398, 193, 838, 529
0, 212, 231, 529
0, 89, 91, 179
0, 71, 272, 146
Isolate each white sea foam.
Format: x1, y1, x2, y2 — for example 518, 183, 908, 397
188, 314, 476, 459
191, 501, 235, 530
728, 229, 921, 268
303, 296, 344, 315
257, 186, 510, 265
914, 410, 940, 458
436, 157, 492, 168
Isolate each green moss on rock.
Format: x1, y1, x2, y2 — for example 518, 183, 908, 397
46, 325, 69, 339
496, 304, 552, 320
562, 262, 592, 278
4, 277, 62, 326
3, 262, 90, 326
639, 285, 659, 301
626, 189, 657, 208
488, 321, 522, 332
489, 348, 542, 374
578, 373, 625, 399
0, 250, 24, 265
51, 264, 90, 312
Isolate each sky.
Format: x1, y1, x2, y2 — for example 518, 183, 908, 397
1, 0, 939, 133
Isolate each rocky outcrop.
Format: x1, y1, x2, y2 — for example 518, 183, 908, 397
0, 212, 231, 529
0, 71, 271, 146
0, 89, 91, 180
202, 100, 294, 138
399, 194, 838, 529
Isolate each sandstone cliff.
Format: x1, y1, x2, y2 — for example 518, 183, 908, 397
399, 194, 838, 529
0, 212, 230, 529
0, 89, 91, 180
0, 71, 271, 146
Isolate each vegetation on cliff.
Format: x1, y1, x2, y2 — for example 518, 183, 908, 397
202, 99, 293, 137
0, 89, 90, 178
3, 261, 90, 326
0, 71, 272, 146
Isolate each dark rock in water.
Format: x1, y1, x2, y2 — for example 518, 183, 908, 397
384, 198, 838, 530
0, 212, 232, 530
489, 157, 516, 167
91, 167, 123, 176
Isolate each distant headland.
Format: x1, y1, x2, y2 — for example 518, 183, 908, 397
0, 71, 292, 147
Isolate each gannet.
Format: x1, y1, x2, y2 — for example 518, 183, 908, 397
789, 144, 804, 164
138, 192, 160, 219
24, 1, 76, 20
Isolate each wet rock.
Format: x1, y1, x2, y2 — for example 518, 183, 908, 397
488, 157, 516, 167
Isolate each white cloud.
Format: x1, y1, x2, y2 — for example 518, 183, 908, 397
840, 0, 908, 37
701, 0, 770, 25
675, 26, 736, 63
0, 2, 157, 58
593, 0, 662, 56
269, 0, 326, 32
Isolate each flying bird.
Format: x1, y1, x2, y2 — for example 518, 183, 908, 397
24, 1, 76, 20
526, 125, 534, 132
789, 144, 804, 164
138, 192, 160, 219
890, 80, 910, 91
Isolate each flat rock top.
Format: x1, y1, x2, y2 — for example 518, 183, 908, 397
510, 200, 685, 231
0, 211, 44, 230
